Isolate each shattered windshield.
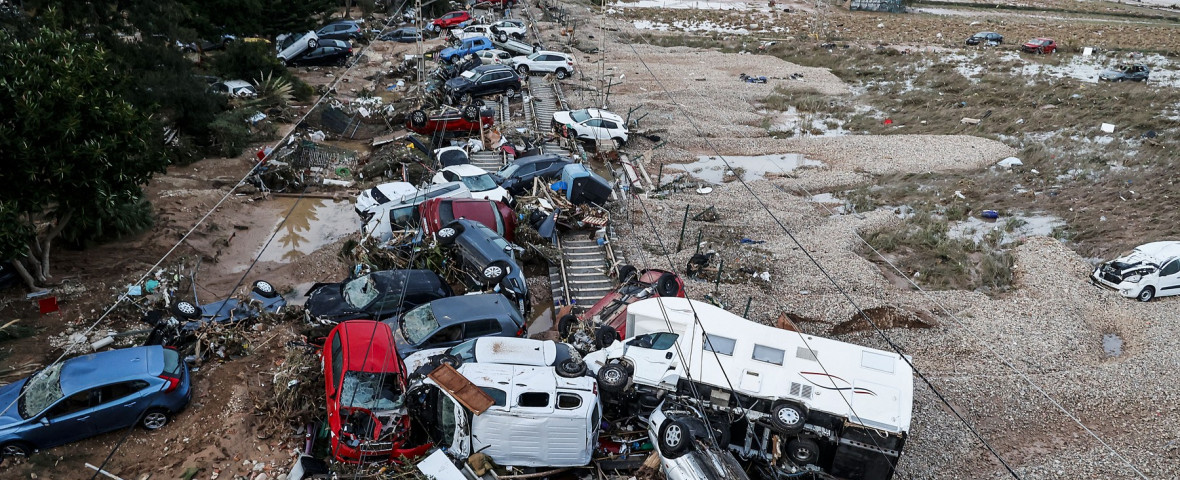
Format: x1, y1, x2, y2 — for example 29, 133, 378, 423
402, 304, 439, 345
462, 173, 498, 192
497, 163, 520, 179
20, 363, 64, 418
569, 109, 591, 123
339, 371, 404, 411
343, 275, 379, 309
447, 339, 478, 362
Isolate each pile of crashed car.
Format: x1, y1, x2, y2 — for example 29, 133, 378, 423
0, 8, 915, 480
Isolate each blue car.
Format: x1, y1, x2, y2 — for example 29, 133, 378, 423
0, 346, 191, 459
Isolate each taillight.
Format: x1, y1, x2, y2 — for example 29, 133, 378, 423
515, 326, 526, 337
159, 374, 180, 393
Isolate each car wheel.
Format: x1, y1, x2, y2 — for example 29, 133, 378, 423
308, 38, 318, 49
556, 358, 587, 378
460, 93, 474, 104
787, 438, 821, 465
0, 441, 32, 459
596, 364, 630, 393
437, 221, 465, 245
612, 137, 626, 149
172, 301, 201, 320
557, 314, 579, 339
555, 68, 569, 80
482, 260, 511, 283
462, 105, 480, 122
708, 417, 732, 447
657, 418, 692, 459
595, 325, 620, 348
410, 109, 428, 128
439, 354, 463, 368
141, 409, 171, 430
517, 64, 530, 75
505, 87, 516, 98
655, 273, 681, 297
252, 280, 278, 298
617, 264, 638, 283
496, 32, 509, 43
1137, 286, 1155, 302
770, 402, 807, 434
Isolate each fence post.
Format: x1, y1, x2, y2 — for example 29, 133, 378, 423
714, 258, 724, 293
693, 229, 703, 256
743, 297, 752, 318
676, 204, 689, 252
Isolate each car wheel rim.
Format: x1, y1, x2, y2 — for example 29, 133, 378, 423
793, 447, 811, 461
439, 227, 455, 238
778, 407, 800, 425
256, 282, 273, 293
144, 412, 167, 429
178, 303, 196, 315
603, 369, 621, 385
665, 425, 683, 447
3, 445, 26, 456
483, 266, 502, 278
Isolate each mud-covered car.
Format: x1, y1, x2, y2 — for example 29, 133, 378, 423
145, 280, 286, 354
1099, 64, 1150, 82
305, 270, 454, 324
1091, 241, 1180, 301
1021, 37, 1057, 54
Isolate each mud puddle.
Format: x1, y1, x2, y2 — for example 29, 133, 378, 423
237, 198, 357, 272
948, 212, 1064, 246
667, 154, 823, 184
1102, 333, 1124, 357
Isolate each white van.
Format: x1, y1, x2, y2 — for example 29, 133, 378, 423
409, 363, 601, 468
1091, 240, 1180, 302
583, 297, 913, 479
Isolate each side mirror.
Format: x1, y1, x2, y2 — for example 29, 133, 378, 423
39, 417, 50, 426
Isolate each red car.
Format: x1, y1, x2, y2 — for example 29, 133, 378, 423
406, 105, 494, 136
419, 197, 517, 242
430, 11, 471, 31
558, 266, 685, 343
1021, 38, 1057, 54
323, 320, 431, 463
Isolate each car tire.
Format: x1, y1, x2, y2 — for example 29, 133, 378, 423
555, 68, 568, 80
141, 408, 171, 431
556, 358, 587, 378
460, 93, 474, 104
655, 273, 681, 297
437, 221, 465, 245
657, 418, 692, 459
708, 417, 732, 447
1138, 286, 1155, 302
595, 325, 620, 348
462, 105, 480, 122
505, 87, 516, 98
481, 260, 511, 283
787, 438, 821, 465
410, 109, 428, 128
612, 137, 626, 149
770, 402, 807, 434
439, 354, 463, 368
252, 280, 278, 298
308, 38, 318, 49
496, 32, 509, 43
617, 264, 638, 284
517, 64, 530, 75
557, 314, 579, 339
596, 364, 630, 393
0, 441, 33, 459
173, 301, 201, 320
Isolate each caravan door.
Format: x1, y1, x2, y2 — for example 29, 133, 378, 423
623, 332, 683, 386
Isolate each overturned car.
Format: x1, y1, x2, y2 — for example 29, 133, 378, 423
1091, 241, 1180, 301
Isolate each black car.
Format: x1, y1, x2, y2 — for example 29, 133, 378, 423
388, 294, 527, 356
304, 269, 454, 324
1099, 64, 1150, 82
443, 64, 521, 104
436, 219, 530, 315
965, 31, 1003, 46
316, 20, 365, 42
494, 154, 574, 195
288, 39, 353, 66
380, 27, 421, 43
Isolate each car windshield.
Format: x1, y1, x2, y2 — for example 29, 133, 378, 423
339, 371, 404, 410
401, 304, 439, 345
343, 275, 379, 309
20, 363, 64, 418
527, 52, 542, 60
497, 163, 520, 178
446, 339, 478, 362
462, 173, 498, 192
569, 109, 591, 123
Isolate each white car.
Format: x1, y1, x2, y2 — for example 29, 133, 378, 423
450, 24, 493, 41
354, 181, 416, 221
434, 145, 470, 167
512, 50, 575, 79
648, 401, 751, 480
476, 48, 513, 65
431, 164, 511, 204
1091, 241, 1180, 301
210, 80, 257, 98
275, 31, 319, 64
552, 108, 629, 147
489, 19, 527, 40
403, 337, 586, 378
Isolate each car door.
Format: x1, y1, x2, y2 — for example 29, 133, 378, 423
463, 318, 504, 341
423, 324, 464, 350
1156, 259, 1180, 296
623, 332, 682, 386
511, 162, 538, 184
599, 119, 621, 139
91, 380, 153, 434
35, 390, 101, 448
476, 72, 504, 96
578, 119, 603, 140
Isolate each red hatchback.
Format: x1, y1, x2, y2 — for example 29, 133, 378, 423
419, 197, 517, 242
406, 105, 494, 136
430, 11, 472, 31
323, 320, 431, 463
558, 267, 685, 343
1021, 38, 1057, 54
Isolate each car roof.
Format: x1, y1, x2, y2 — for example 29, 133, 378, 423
472, 338, 558, 365
443, 164, 489, 176
582, 108, 624, 122
1132, 241, 1180, 259
370, 269, 449, 292
430, 294, 518, 326
60, 346, 162, 395
333, 320, 403, 374
223, 80, 253, 88
510, 153, 568, 166
472, 64, 513, 74
455, 363, 596, 392
534, 50, 568, 56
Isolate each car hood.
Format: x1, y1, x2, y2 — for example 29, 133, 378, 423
0, 379, 29, 427
444, 77, 471, 91
552, 111, 574, 125
1099, 69, 1123, 78
306, 283, 364, 322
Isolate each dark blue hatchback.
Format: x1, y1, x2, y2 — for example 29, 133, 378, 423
0, 346, 191, 460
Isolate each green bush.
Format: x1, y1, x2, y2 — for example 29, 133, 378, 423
212, 41, 287, 83
208, 109, 255, 157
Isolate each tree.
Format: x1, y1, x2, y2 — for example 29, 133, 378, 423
0, 26, 168, 289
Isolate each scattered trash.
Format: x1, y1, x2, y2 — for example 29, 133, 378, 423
696, 186, 713, 195
739, 238, 766, 244
981, 210, 999, 219
883, 118, 893, 125
738, 73, 768, 83
308, 130, 327, 142
997, 157, 1023, 168
954, 190, 966, 199
961, 117, 981, 125
1143, 130, 1157, 139
1101, 123, 1116, 133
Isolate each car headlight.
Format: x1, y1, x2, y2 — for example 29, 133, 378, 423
1124, 274, 1141, 283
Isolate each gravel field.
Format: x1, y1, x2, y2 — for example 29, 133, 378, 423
542, 3, 1180, 478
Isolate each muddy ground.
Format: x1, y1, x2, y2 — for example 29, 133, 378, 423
3, 0, 1180, 478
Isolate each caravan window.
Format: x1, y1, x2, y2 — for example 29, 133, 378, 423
518, 392, 550, 408
480, 386, 507, 407
556, 393, 582, 409
752, 344, 785, 365
703, 334, 736, 356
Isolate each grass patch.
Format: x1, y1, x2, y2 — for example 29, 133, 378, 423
861, 211, 1015, 292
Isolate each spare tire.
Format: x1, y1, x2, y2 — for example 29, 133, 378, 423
556, 358, 587, 378
410, 109, 428, 128
656, 273, 681, 297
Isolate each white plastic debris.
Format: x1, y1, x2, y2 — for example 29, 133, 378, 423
309, 130, 326, 142
954, 190, 966, 199
997, 157, 1023, 168
1101, 123, 1116, 133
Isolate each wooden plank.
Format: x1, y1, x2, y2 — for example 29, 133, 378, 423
428, 364, 495, 415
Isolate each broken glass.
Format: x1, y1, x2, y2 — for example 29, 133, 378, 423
340, 371, 404, 411
21, 363, 65, 418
